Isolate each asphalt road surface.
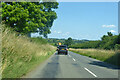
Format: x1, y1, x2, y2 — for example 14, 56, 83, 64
24, 51, 119, 78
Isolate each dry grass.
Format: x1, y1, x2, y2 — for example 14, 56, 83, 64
1, 24, 56, 78
0, 24, 2, 79
69, 48, 120, 66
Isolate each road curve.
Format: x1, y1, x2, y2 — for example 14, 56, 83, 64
23, 51, 119, 78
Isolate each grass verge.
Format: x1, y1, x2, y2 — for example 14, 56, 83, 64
69, 48, 120, 66
1, 24, 56, 78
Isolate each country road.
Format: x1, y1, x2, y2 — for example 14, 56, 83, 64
23, 51, 119, 78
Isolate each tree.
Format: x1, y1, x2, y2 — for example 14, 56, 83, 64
101, 35, 107, 41
99, 32, 118, 50
107, 32, 113, 36
64, 37, 73, 46
116, 33, 120, 44
2, 1, 58, 38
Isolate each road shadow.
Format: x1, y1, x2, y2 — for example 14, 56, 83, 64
89, 61, 120, 70
54, 52, 58, 55
89, 51, 120, 70
54, 52, 67, 56
41, 55, 60, 78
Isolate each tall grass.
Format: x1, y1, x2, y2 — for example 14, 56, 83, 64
69, 48, 120, 66
0, 23, 2, 79
1, 24, 56, 78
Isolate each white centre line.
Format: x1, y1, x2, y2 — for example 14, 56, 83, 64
84, 67, 97, 77
72, 58, 76, 61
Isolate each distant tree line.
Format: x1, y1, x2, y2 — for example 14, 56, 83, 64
70, 32, 120, 50
47, 37, 89, 46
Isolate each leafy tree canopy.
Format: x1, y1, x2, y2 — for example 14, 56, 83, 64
64, 37, 73, 47
2, 1, 59, 38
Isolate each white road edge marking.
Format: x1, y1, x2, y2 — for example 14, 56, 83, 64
72, 58, 76, 61
84, 67, 97, 77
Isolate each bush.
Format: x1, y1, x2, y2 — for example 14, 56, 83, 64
31, 37, 48, 45
115, 44, 120, 50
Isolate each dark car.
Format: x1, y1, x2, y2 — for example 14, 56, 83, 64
57, 45, 68, 55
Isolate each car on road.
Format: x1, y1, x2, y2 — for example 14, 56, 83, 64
57, 45, 68, 55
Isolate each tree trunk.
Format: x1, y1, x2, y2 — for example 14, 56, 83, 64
27, 33, 31, 37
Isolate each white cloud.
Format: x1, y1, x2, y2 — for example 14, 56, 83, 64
102, 25, 116, 28
66, 32, 70, 34
54, 31, 57, 33
53, 31, 70, 36
57, 31, 62, 34
109, 30, 116, 33
53, 30, 62, 34
67, 32, 70, 33
62, 32, 70, 36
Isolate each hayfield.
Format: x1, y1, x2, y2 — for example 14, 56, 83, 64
69, 48, 120, 66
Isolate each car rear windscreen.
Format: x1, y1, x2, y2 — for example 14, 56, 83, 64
59, 46, 67, 49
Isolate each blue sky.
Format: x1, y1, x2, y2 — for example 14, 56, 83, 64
32, 2, 118, 40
